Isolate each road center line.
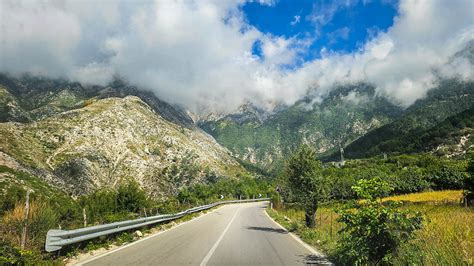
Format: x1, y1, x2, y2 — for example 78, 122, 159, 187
200, 206, 241, 266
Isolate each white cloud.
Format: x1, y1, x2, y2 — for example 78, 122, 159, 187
0, 0, 473, 115
306, 0, 358, 35
290, 15, 301, 26
327, 27, 351, 44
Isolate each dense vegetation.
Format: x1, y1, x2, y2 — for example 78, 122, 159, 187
273, 146, 472, 264
337, 80, 474, 159
336, 178, 423, 264
279, 152, 469, 202
268, 191, 473, 265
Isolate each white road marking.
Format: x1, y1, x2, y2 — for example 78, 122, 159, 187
199, 206, 241, 266
75, 205, 227, 266
263, 207, 332, 264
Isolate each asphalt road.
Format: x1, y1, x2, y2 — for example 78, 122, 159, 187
80, 202, 329, 265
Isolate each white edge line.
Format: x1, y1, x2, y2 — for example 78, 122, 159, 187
75, 205, 227, 266
263, 206, 328, 259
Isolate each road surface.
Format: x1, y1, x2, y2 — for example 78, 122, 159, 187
79, 202, 329, 265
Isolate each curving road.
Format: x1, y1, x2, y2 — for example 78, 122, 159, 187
78, 202, 330, 265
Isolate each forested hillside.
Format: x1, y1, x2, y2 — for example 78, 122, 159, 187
200, 84, 403, 171
336, 80, 474, 159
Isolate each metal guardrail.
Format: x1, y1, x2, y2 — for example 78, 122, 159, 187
45, 198, 269, 252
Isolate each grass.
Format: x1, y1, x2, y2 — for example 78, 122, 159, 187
383, 190, 464, 203
268, 191, 473, 265
267, 204, 342, 256
396, 204, 473, 265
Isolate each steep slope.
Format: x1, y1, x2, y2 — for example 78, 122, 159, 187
0, 74, 194, 127
0, 96, 243, 198
200, 84, 403, 171
337, 79, 474, 159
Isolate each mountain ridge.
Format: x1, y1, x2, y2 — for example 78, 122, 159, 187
0, 90, 245, 199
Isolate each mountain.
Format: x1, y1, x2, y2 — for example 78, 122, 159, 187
335, 79, 474, 159
199, 84, 403, 171
0, 75, 244, 199
0, 74, 194, 127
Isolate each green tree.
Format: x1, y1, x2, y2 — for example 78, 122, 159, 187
285, 145, 328, 228
116, 180, 148, 213
464, 153, 474, 206
337, 177, 423, 264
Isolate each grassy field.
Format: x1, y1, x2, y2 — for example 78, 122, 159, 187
382, 190, 464, 203
268, 191, 473, 265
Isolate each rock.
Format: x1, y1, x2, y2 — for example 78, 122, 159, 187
134, 230, 143, 237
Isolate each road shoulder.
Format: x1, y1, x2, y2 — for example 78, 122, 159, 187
263, 208, 333, 265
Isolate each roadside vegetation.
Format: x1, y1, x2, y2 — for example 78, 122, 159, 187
269, 146, 473, 265
0, 166, 273, 264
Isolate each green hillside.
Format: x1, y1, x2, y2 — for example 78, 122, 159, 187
200, 84, 403, 171
337, 80, 474, 159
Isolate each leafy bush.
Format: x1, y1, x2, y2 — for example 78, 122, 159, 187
336, 178, 423, 264
429, 166, 467, 190
0, 186, 26, 216
116, 180, 148, 213
390, 169, 431, 194
0, 241, 47, 265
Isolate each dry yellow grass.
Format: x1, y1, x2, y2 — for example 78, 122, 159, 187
382, 190, 463, 203
269, 190, 473, 264
396, 204, 473, 265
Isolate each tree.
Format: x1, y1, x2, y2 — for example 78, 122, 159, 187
464, 153, 474, 206
285, 145, 328, 228
337, 177, 423, 264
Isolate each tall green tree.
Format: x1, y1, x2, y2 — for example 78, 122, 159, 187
285, 145, 328, 227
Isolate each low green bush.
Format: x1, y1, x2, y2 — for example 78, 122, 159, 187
336, 178, 423, 265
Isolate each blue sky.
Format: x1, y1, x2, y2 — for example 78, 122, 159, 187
243, 0, 398, 61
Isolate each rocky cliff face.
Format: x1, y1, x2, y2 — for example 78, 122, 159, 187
0, 77, 244, 199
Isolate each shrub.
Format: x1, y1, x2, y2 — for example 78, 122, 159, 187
429, 166, 466, 190
0, 241, 45, 265
1, 200, 58, 249
116, 180, 149, 213
336, 178, 423, 264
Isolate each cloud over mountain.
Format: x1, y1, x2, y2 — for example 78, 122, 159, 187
1, 0, 473, 114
